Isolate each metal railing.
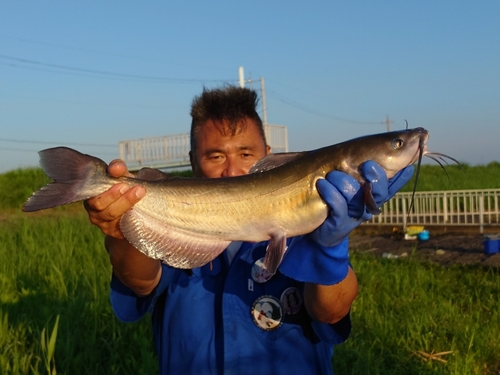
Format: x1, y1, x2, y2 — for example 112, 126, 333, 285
368, 189, 500, 233
118, 124, 288, 171
264, 124, 288, 154
119, 133, 191, 170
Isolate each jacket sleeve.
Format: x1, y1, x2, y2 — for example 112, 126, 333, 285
312, 312, 352, 345
110, 264, 176, 322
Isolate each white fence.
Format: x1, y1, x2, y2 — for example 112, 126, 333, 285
119, 124, 288, 171
264, 124, 288, 154
368, 189, 500, 233
119, 133, 191, 170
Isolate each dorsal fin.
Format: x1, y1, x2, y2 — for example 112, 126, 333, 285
249, 152, 305, 173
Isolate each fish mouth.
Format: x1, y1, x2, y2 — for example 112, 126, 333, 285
407, 127, 459, 172
405, 127, 429, 166
410, 127, 459, 167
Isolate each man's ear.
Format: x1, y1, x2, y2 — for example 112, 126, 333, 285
189, 151, 200, 176
189, 150, 195, 168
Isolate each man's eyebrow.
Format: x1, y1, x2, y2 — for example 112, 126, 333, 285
236, 145, 257, 152
201, 147, 231, 157
202, 145, 257, 156
202, 147, 224, 155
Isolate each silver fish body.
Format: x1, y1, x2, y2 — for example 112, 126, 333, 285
23, 127, 429, 273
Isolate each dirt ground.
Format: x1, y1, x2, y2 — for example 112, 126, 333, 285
349, 227, 500, 268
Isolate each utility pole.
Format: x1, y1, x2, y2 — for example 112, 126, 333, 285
385, 115, 393, 132
238, 66, 245, 88
237, 66, 268, 125
260, 76, 268, 125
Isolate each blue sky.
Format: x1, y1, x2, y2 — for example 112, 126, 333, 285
1, 1, 499, 173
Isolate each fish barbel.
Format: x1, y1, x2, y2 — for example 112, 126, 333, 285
23, 127, 435, 273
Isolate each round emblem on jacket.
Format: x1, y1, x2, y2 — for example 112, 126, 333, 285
280, 287, 303, 315
251, 258, 273, 283
251, 295, 283, 331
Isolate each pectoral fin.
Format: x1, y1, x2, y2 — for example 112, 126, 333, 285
362, 182, 382, 215
263, 231, 288, 275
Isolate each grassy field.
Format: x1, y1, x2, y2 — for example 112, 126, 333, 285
399, 162, 500, 192
1, 164, 499, 374
336, 251, 500, 374
0, 212, 158, 375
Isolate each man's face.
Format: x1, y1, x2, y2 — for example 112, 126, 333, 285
190, 118, 270, 178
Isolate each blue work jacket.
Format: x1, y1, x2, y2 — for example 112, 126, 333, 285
110, 240, 351, 375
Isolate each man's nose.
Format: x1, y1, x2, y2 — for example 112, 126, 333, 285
222, 157, 246, 177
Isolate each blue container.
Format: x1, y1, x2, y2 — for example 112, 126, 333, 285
483, 235, 500, 255
417, 230, 430, 241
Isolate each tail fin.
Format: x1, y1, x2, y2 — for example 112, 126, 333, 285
22, 147, 110, 212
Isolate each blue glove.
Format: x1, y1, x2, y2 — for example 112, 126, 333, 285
279, 162, 414, 284
311, 161, 415, 247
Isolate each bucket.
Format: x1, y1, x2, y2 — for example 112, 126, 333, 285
483, 235, 500, 255
417, 230, 430, 241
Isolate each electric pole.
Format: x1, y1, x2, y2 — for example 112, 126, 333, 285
385, 115, 393, 132
238, 66, 245, 88
237, 66, 268, 125
260, 76, 268, 125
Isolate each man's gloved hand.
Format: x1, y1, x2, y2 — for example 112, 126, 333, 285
311, 161, 415, 247
279, 162, 414, 285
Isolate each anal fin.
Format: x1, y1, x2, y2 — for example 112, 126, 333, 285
120, 208, 230, 269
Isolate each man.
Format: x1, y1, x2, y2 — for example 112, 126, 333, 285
85, 86, 413, 374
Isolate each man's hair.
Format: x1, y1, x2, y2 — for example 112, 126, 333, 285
190, 86, 267, 152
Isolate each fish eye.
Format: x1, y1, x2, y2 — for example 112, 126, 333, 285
392, 138, 404, 149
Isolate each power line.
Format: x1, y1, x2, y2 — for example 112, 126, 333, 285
0, 137, 116, 148
0, 146, 40, 153
0, 146, 117, 157
0, 54, 234, 83
267, 89, 383, 125
0, 60, 153, 82
0, 33, 235, 73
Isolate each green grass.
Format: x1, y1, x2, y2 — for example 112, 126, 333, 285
2, 212, 499, 374
0, 212, 158, 375
334, 252, 500, 374
400, 162, 500, 192
0, 168, 50, 210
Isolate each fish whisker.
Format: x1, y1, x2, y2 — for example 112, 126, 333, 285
425, 154, 447, 166
425, 152, 461, 166
407, 137, 425, 218
425, 154, 451, 181
425, 151, 463, 182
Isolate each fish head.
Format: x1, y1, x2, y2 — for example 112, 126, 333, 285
361, 127, 429, 179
